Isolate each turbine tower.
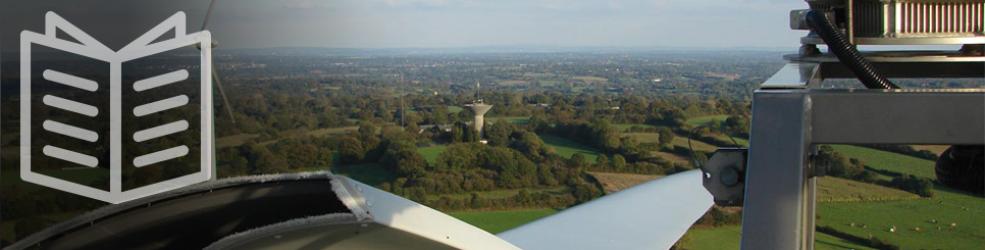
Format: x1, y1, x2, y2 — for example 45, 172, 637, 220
464, 82, 492, 137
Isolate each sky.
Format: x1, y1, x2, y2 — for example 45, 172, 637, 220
1, 0, 809, 50
207, 0, 808, 49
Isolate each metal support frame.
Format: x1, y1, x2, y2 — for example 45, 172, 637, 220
740, 60, 985, 250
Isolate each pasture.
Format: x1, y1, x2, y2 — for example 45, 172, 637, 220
817, 147, 985, 249
613, 123, 658, 132
686, 114, 730, 127
417, 145, 447, 164
830, 144, 936, 178
683, 147, 984, 249
682, 225, 876, 250
449, 208, 558, 234
816, 176, 920, 202
427, 186, 569, 201
587, 172, 661, 194
539, 135, 601, 163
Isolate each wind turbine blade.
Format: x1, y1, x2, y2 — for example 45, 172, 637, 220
330, 176, 522, 250
497, 169, 713, 250
211, 67, 236, 124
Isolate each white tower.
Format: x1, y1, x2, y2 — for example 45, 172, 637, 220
464, 82, 492, 136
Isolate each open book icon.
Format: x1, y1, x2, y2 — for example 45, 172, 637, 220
20, 11, 214, 204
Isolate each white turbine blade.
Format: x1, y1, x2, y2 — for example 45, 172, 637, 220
332, 176, 522, 250
497, 169, 713, 250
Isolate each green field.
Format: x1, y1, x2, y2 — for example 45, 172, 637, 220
817, 176, 919, 202
623, 132, 661, 144
686, 115, 729, 127
447, 106, 464, 114
682, 225, 876, 250
417, 145, 447, 164
711, 134, 747, 147
671, 136, 717, 152
614, 123, 657, 131
623, 131, 719, 152
449, 208, 558, 234
333, 163, 396, 186
539, 134, 601, 163
820, 146, 984, 249
684, 146, 984, 249
830, 144, 936, 179
427, 186, 568, 201
818, 186, 985, 249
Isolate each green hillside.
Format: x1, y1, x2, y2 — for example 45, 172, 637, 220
449, 208, 558, 234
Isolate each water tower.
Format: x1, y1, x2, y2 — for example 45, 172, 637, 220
464, 82, 492, 136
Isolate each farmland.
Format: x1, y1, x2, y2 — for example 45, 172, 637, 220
623, 132, 661, 144
449, 208, 558, 234
417, 145, 447, 164
815, 145, 985, 250
816, 176, 919, 202
588, 172, 661, 194
614, 123, 658, 132
683, 145, 985, 249
829, 145, 936, 178
686, 114, 730, 127
683, 225, 879, 250
426, 186, 569, 202
671, 136, 717, 152
540, 134, 601, 163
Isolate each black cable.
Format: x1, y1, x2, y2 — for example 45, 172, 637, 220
201, 0, 236, 124
805, 10, 899, 89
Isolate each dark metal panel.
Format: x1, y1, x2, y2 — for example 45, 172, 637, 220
811, 90, 985, 144
819, 62, 985, 79
741, 90, 815, 250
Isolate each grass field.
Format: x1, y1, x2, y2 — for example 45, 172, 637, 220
816, 176, 919, 202
910, 145, 949, 155
671, 136, 717, 152
817, 186, 985, 249
449, 208, 558, 234
539, 134, 601, 163
333, 163, 395, 186
614, 123, 657, 132
830, 144, 936, 179
417, 145, 447, 164
711, 134, 747, 147
686, 115, 729, 127
623, 132, 661, 144
447, 105, 464, 114
587, 172, 660, 194
427, 186, 569, 201
682, 225, 876, 250
651, 151, 690, 165
814, 145, 985, 249
684, 147, 984, 249
623, 131, 719, 153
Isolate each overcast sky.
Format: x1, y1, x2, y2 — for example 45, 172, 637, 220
1, 0, 809, 50
206, 0, 807, 49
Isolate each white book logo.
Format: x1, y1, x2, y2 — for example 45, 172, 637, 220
20, 11, 214, 204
